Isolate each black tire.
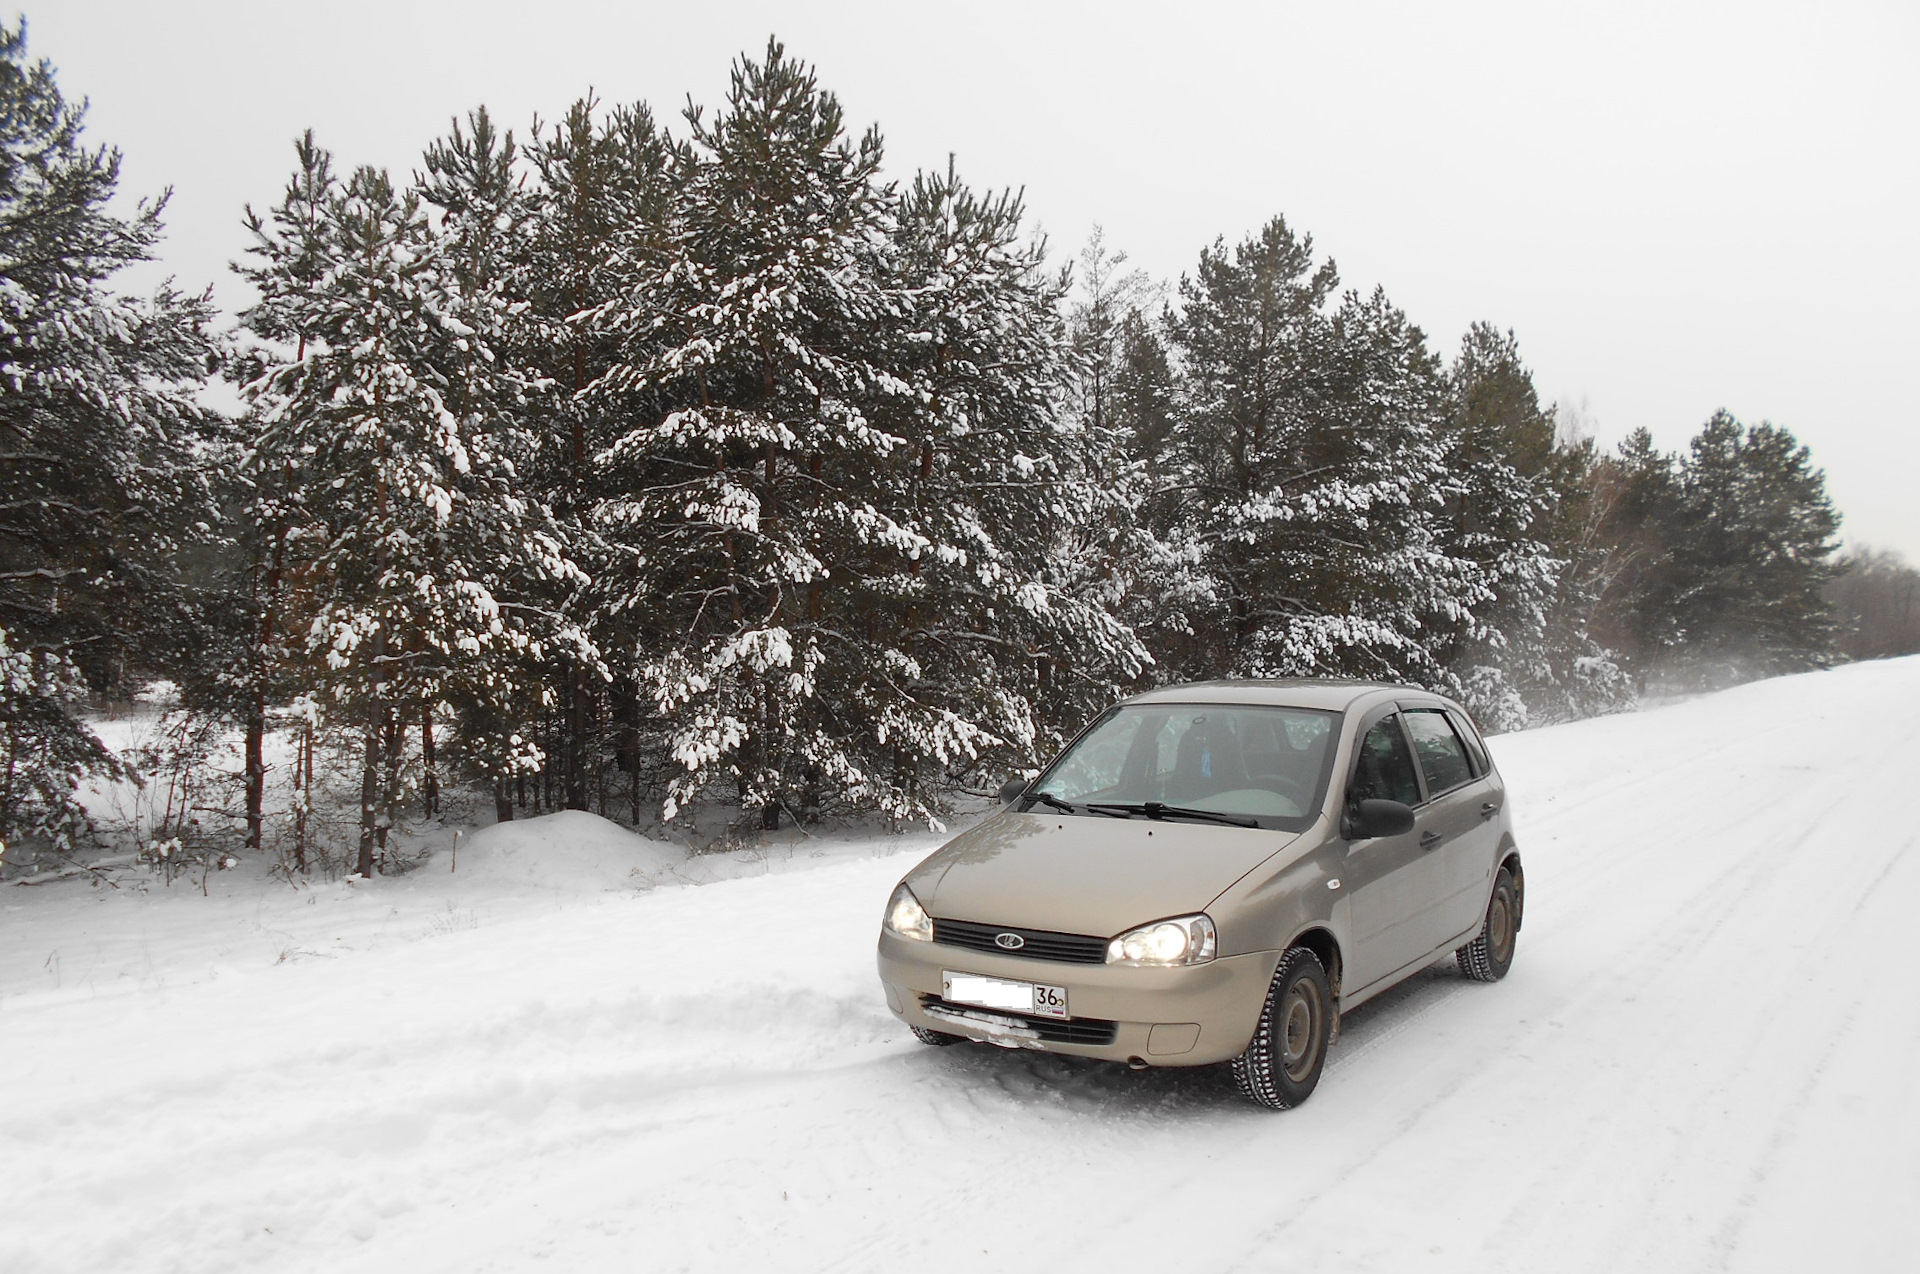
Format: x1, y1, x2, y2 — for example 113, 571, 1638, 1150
1231, 947, 1333, 1110
1457, 866, 1518, 982
911, 1024, 964, 1046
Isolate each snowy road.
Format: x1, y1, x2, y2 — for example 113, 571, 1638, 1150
7, 661, 1919, 1272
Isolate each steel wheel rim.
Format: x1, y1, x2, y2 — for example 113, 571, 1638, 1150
1489, 891, 1514, 963
1279, 977, 1323, 1082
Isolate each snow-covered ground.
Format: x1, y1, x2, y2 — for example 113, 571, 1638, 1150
6, 659, 1919, 1272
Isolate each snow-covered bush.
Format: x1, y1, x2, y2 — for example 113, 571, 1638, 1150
0, 627, 120, 866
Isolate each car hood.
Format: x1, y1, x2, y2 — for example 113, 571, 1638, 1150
904, 808, 1300, 938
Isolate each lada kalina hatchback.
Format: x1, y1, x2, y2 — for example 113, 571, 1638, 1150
876, 680, 1522, 1108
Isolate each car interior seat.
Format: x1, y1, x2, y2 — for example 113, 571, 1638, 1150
1171, 717, 1248, 802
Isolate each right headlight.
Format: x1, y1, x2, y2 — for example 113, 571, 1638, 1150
883, 882, 934, 942
1106, 913, 1217, 966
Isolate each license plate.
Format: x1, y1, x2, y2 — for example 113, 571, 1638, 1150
943, 971, 1069, 1019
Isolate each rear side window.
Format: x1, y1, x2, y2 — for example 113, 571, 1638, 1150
1351, 715, 1421, 807
1404, 709, 1474, 795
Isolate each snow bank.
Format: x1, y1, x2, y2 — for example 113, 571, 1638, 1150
429, 810, 685, 891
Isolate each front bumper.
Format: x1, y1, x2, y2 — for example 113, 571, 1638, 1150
877, 928, 1280, 1066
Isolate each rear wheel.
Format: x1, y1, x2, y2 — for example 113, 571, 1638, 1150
1457, 866, 1518, 982
1231, 946, 1333, 1109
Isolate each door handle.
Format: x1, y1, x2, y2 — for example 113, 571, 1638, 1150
1479, 802, 1502, 820
1419, 831, 1443, 850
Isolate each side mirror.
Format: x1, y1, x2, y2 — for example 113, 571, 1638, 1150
1346, 798, 1415, 840
997, 777, 1030, 806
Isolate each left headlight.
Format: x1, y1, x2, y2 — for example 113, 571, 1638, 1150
883, 882, 934, 942
1106, 914, 1217, 966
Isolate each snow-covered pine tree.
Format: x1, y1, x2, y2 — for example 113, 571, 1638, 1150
416, 107, 594, 822
1059, 231, 1187, 692
232, 131, 334, 852
1515, 431, 1636, 724
588, 40, 914, 828
1431, 324, 1567, 730
1313, 285, 1484, 684
0, 21, 219, 857
1160, 217, 1476, 684
1067, 227, 1161, 441
241, 155, 576, 873
1582, 426, 1683, 685
1662, 411, 1841, 684
1112, 310, 1180, 479
1155, 219, 1325, 680
522, 97, 682, 812
870, 165, 1148, 809
1094, 306, 1208, 676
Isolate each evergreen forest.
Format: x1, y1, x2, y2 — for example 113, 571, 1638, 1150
3, 26, 1901, 877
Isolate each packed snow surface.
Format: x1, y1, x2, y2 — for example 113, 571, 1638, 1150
7, 660, 1920, 1272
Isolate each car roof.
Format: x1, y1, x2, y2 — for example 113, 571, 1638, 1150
1120, 678, 1437, 713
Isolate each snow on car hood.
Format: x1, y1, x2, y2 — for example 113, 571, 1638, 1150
904, 807, 1300, 937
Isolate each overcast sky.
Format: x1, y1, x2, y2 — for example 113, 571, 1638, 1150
31, 0, 1920, 560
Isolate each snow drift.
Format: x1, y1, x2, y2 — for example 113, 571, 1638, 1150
435, 810, 686, 891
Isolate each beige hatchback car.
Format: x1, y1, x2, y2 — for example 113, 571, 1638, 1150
876, 680, 1522, 1108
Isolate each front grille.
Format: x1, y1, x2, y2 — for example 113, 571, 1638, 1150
919, 995, 1119, 1046
932, 917, 1109, 965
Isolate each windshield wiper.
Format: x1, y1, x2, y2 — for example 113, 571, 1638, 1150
1083, 801, 1260, 829
1028, 791, 1133, 818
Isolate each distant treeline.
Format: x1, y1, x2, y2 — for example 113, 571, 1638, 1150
2, 25, 1898, 873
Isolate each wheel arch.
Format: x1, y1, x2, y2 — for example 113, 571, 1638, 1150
1500, 846, 1525, 931
1285, 925, 1345, 999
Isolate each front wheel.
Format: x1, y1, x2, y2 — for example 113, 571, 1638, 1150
1231, 946, 1333, 1109
1457, 866, 1518, 982
910, 1024, 964, 1046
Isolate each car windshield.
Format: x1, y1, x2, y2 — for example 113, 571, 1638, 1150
1029, 703, 1339, 831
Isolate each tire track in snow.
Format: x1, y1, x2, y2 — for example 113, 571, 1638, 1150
1442, 750, 1917, 1271
1702, 829, 1918, 1271
1080, 698, 1917, 1273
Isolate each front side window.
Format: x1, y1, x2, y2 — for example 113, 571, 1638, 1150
1031, 704, 1338, 831
1350, 715, 1421, 807
1447, 709, 1491, 776
1403, 708, 1475, 795
1039, 708, 1150, 802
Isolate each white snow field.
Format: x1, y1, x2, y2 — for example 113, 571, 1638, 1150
6, 660, 1919, 1273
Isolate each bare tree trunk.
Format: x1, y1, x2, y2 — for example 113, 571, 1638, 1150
566, 665, 591, 809
540, 708, 553, 813
494, 776, 513, 824
1, 720, 17, 846
245, 527, 288, 851
356, 713, 380, 877
760, 679, 780, 831
243, 696, 267, 852
802, 762, 821, 826
292, 721, 311, 874
380, 705, 401, 858
357, 606, 388, 876
421, 709, 438, 820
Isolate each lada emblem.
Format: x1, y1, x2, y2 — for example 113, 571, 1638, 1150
994, 932, 1026, 950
